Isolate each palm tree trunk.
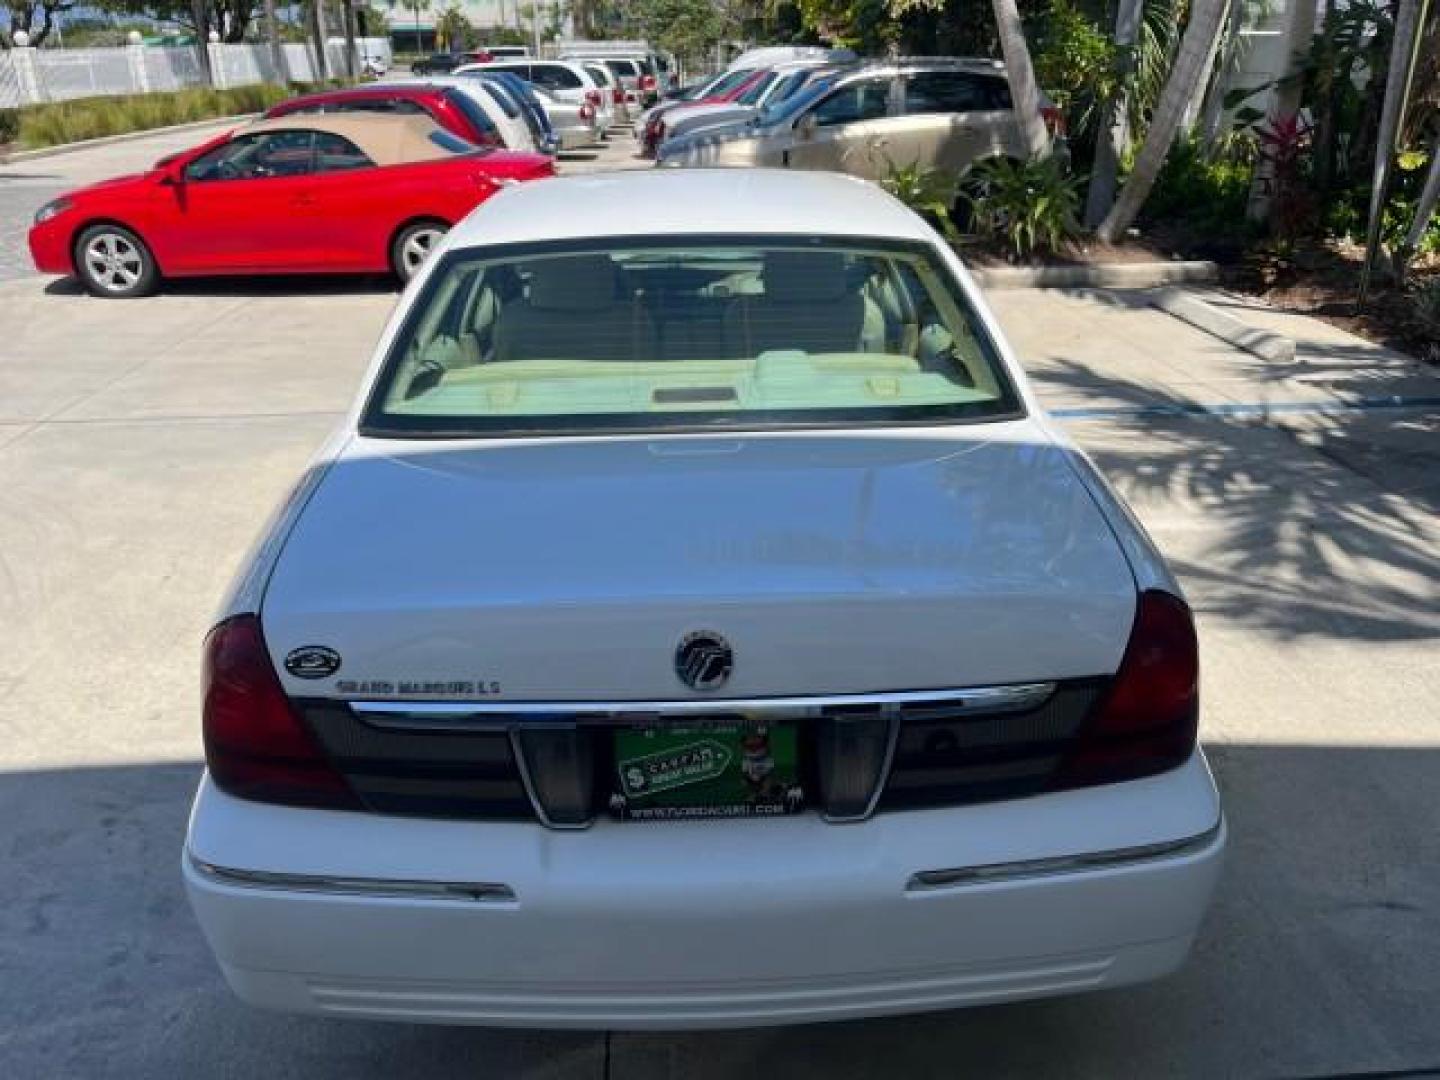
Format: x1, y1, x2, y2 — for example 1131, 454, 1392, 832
341, 0, 358, 79
1096, 0, 1230, 244
990, 0, 1050, 159
1200, 0, 1244, 146
1180, 0, 1230, 135
264, 0, 286, 83
311, 0, 331, 80
192, 0, 214, 85
1084, 0, 1144, 228
1359, 0, 1422, 303
1395, 131, 1440, 281
1312, 0, 1342, 197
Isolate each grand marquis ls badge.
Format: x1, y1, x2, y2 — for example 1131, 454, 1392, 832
675, 631, 733, 692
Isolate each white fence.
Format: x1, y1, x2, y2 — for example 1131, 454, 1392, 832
0, 38, 392, 109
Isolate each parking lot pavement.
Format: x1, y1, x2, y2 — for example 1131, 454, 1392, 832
2, 134, 1438, 1079
556, 126, 651, 174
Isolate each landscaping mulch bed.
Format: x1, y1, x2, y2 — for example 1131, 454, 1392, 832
1220, 240, 1439, 364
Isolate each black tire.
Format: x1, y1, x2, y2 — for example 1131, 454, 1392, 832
74, 223, 159, 298
390, 219, 449, 284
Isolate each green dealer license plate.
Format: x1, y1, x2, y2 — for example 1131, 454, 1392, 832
611, 721, 804, 821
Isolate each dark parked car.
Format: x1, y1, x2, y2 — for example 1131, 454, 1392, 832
411, 53, 462, 76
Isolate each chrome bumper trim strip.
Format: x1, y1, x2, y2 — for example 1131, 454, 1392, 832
349, 682, 1057, 731
906, 821, 1224, 892
188, 854, 516, 903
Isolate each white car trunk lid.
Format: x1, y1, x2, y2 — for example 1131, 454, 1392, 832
262, 423, 1136, 700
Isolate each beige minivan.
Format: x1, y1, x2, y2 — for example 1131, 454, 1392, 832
657, 59, 1057, 183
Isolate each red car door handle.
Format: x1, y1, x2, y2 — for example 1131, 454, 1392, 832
292, 194, 317, 207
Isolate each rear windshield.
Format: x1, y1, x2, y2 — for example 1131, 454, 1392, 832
757, 77, 835, 126
362, 236, 1022, 438
441, 90, 500, 145
478, 80, 520, 118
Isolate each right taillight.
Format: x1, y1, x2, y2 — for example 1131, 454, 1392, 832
640, 74, 656, 91
202, 615, 359, 810
1054, 590, 1199, 790
612, 86, 624, 104
585, 89, 601, 106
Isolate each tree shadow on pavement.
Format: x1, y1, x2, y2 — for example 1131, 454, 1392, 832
1037, 355, 1440, 644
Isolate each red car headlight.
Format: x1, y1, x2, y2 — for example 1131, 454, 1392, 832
34, 197, 74, 226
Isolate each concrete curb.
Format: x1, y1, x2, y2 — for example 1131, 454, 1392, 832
1150, 287, 1296, 362
1, 114, 257, 164
973, 260, 1218, 290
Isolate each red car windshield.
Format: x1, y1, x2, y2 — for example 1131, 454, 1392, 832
715, 71, 768, 103
699, 69, 755, 102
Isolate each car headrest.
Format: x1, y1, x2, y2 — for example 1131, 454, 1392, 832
524, 255, 618, 311
762, 251, 852, 303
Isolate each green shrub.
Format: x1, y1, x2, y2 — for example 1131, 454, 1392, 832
879, 157, 961, 241
961, 156, 1081, 258
1032, 0, 1117, 137
1323, 184, 1440, 255
13, 83, 306, 150
0, 108, 18, 144
1140, 136, 1256, 239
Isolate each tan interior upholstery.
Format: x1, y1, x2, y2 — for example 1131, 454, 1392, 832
494, 256, 658, 363
724, 251, 884, 357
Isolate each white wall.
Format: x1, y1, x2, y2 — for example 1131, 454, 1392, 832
0, 38, 393, 108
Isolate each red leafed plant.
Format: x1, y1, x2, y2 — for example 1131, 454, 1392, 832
1258, 113, 1318, 242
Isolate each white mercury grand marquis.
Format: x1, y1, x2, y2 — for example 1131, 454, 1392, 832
184, 168, 1225, 1029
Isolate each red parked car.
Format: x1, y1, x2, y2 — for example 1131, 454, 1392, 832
28, 115, 553, 297
264, 84, 503, 149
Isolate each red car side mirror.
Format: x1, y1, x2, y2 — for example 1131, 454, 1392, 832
157, 159, 188, 186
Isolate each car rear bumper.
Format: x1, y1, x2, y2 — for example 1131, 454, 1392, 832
554, 124, 597, 151
184, 752, 1224, 1029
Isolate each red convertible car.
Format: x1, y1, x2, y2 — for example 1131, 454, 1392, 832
28, 114, 553, 297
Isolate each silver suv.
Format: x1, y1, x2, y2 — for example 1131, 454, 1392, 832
658, 58, 1059, 184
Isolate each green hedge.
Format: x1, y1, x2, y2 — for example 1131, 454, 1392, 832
2, 82, 349, 151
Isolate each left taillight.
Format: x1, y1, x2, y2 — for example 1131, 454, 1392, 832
202, 614, 359, 810
580, 102, 595, 121
1041, 105, 1067, 138
612, 87, 624, 104
585, 89, 601, 107
1053, 590, 1199, 791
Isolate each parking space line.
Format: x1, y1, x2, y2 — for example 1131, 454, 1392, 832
1051, 394, 1440, 421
